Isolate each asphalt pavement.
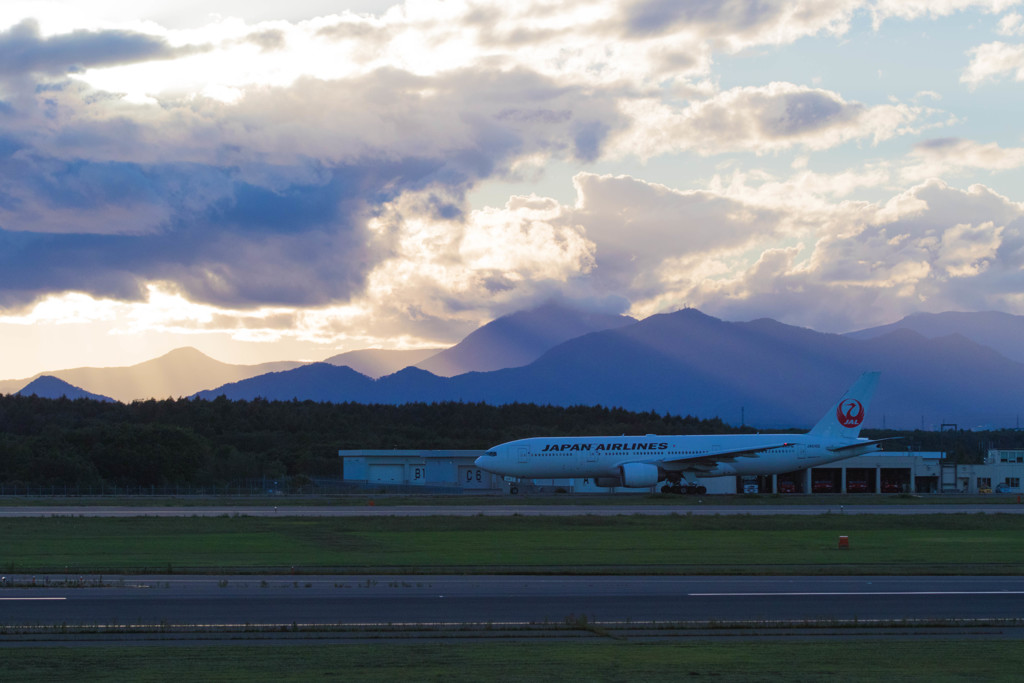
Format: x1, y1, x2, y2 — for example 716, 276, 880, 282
2, 575, 1023, 630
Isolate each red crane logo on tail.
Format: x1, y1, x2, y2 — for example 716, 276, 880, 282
836, 399, 865, 428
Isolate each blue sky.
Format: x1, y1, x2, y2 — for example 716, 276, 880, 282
1, 0, 1023, 377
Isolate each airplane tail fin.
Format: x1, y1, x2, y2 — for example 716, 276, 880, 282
808, 372, 881, 439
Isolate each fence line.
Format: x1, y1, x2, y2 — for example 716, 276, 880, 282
0, 480, 357, 497
0, 481, 480, 496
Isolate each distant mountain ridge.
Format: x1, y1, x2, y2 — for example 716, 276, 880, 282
196, 308, 1024, 430
0, 347, 303, 402
323, 348, 442, 379
16, 376, 114, 402
413, 302, 636, 376
847, 311, 1024, 364
0, 302, 634, 399
7, 306, 1024, 429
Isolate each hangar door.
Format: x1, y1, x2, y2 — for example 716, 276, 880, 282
368, 464, 404, 484
459, 466, 488, 489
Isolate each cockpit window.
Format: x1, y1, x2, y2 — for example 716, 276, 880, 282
481, 450, 497, 457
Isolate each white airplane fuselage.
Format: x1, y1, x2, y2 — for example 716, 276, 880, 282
475, 433, 879, 480
474, 372, 885, 489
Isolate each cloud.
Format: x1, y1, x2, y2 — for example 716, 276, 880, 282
0, 59, 631, 309
358, 172, 786, 321
998, 11, 1024, 34
0, 18, 190, 78
621, 0, 859, 48
2, 0, 1023, 354
0, 155, 446, 308
401, 170, 1023, 335
567, 173, 782, 296
871, 0, 1018, 26
2, 8, 873, 324
613, 82, 922, 158
349, 189, 598, 333
901, 137, 1024, 181
307, 171, 785, 343
301, 0, 913, 91
303, 172, 777, 342
684, 180, 1024, 331
621, 0, 1015, 52
962, 40, 1024, 85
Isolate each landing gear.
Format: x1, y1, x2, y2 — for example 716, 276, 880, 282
661, 474, 706, 495
661, 484, 706, 495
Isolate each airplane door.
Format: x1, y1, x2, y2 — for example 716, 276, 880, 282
518, 447, 529, 463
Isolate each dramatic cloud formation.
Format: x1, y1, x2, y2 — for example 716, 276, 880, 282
0, 0, 1023, 376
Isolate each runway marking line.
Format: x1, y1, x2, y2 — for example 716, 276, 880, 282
691, 591, 1024, 597
0, 597, 67, 601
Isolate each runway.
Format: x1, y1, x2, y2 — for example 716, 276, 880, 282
2, 503, 1021, 643
2, 575, 1023, 631
2, 503, 1024, 517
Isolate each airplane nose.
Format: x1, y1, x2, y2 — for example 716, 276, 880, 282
475, 450, 499, 470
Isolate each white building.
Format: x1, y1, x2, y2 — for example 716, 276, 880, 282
339, 450, 504, 492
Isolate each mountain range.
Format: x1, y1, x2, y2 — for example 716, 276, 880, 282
193, 307, 1024, 430
324, 302, 634, 377
4, 303, 1024, 430
323, 348, 442, 378
16, 375, 115, 402
0, 302, 634, 401
411, 302, 636, 376
0, 347, 302, 403
847, 311, 1024, 364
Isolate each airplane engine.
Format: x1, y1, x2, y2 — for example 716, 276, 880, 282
619, 462, 661, 488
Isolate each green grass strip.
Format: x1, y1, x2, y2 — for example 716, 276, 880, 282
3, 514, 1024, 575
3, 641, 1024, 682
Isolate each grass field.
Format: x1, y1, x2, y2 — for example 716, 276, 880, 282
4, 513, 1023, 681
3, 513, 1024, 575
2, 640, 1023, 682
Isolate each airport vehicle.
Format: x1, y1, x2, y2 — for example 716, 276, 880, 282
812, 479, 835, 493
475, 372, 885, 494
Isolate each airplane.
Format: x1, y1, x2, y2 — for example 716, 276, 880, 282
474, 371, 886, 494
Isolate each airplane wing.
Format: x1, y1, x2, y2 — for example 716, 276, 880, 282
826, 437, 900, 453
659, 442, 793, 471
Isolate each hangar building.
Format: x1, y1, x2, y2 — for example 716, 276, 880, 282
338, 449, 1024, 495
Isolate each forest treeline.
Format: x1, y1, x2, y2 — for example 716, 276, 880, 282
0, 394, 1021, 489
0, 395, 735, 488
